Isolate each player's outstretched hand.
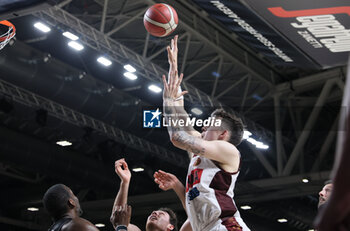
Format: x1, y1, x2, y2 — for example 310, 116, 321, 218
154, 170, 180, 191
110, 204, 132, 228
115, 158, 131, 184
162, 70, 187, 101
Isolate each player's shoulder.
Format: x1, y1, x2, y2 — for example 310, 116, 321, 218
63, 217, 99, 231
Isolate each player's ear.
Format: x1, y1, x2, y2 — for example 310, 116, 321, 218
68, 198, 75, 208
218, 130, 228, 140
167, 224, 174, 230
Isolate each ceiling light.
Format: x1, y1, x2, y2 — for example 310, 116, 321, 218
302, 178, 309, 183
95, 224, 105, 228
308, 229, 315, 231
43, 53, 51, 63
124, 72, 138, 80
68, 41, 84, 51
107, 86, 114, 92
211, 71, 220, 78
56, 140, 72, 146
124, 64, 136, 72
277, 218, 288, 223
27, 207, 39, 212
246, 137, 269, 150
79, 72, 86, 79
63, 31, 79, 40
191, 108, 203, 115
243, 130, 252, 139
247, 137, 258, 145
97, 57, 112, 66
132, 167, 144, 172
240, 205, 251, 210
148, 84, 162, 93
256, 143, 269, 150
34, 22, 51, 33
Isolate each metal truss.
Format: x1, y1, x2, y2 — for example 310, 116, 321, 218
275, 67, 346, 94
272, 68, 345, 176
282, 78, 343, 175
0, 163, 44, 183
0, 78, 188, 167
94, 0, 278, 85
35, 8, 212, 105
34, 6, 276, 142
33, 4, 347, 178
146, 0, 276, 86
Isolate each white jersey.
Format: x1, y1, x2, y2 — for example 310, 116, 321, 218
185, 155, 250, 231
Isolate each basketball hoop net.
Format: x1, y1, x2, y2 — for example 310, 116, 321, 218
0, 20, 16, 50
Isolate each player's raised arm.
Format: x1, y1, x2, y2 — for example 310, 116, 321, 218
171, 132, 239, 166
163, 69, 241, 166
167, 35, 201, 139
110, 159, 142, 231
154, 170, 186, 210
162, 69, 187, 139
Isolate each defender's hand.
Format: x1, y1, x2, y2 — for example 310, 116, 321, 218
154, 170, 180, 191
110, 204, 132, 228
115, 159, 131, 184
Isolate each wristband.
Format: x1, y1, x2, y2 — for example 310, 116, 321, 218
116, 225, 127, 231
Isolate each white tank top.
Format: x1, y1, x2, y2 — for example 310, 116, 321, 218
185, 155, 249, 231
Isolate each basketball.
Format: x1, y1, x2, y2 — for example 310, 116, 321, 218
143, 3, 178, 37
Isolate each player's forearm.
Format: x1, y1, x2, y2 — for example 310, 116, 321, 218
164, 100, 199, 154
172, 179, 186, 211
164, 97, 203, 155
169, 62, 177, 74
171, 129, 205, 156
163, 98, 181, 138
174, 105, 188, 120
112, 181, 130, 215
173, 102, 197, 133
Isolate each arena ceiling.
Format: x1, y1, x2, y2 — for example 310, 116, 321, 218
0, 0, 348, 230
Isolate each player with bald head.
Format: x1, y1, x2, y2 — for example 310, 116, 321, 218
43, 184, 99, 231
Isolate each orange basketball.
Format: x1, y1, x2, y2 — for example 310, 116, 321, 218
143, 3, 178, 37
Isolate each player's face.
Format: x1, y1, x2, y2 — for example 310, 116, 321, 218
201, 116, 223, 141
67, 187, 83, 216
318, 183, 333, 208
146, 210, 173, 231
